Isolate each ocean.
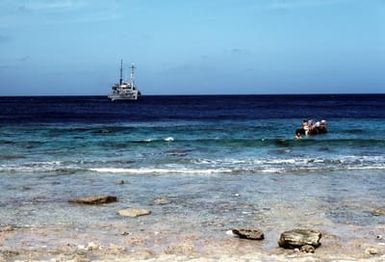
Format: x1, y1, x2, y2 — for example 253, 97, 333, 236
1, 94, 385, 259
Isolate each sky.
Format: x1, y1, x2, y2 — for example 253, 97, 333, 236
0, 0, 384, 96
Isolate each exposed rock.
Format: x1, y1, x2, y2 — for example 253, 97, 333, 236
0, 225, 14, 232
87, 242, 100, 251
118, 208, 151, 217
164, 243, 195, 255
371, 208, 385, 216
365, 247, 379, 255
231, 228, 264, 240
132, 250, 155, 259
106, 244, 126, 255
1, 250, 20, 258
69, 195, 117, 205
278, 229, 322, 249
300, 245, 315, 253
153, 197, 171, 205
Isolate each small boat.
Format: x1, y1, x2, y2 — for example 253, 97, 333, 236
108, 60, 141, 101
295, 120, 327, 139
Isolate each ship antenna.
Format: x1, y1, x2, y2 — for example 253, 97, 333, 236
130, 63, 135, 87
119, 59, 123, 85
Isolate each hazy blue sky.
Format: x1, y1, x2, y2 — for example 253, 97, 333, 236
0, 0, 384, 95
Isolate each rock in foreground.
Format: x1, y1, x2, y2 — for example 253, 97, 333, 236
232, 229, 264, 240
119, 208, 151, 217
69, 195, 118, 205
278, 229, 322, 249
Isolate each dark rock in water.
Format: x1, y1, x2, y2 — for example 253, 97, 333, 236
69, 195, 118, 205
232, 228, 264, 240
278, 229, 321, 249
371, 208, 385, 216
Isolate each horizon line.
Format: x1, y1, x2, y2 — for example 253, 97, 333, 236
1, 93, 385, 98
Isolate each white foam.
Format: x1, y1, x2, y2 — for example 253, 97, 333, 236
164, 137, 174, 142
89, 167, 232, 175
1, 155, 385, 175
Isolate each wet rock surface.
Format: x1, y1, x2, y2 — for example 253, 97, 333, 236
231, 229, 264, 240
68, 195, 118, 205
278, 229, 322, 249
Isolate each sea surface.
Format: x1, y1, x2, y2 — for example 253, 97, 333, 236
1, 94, 385, 254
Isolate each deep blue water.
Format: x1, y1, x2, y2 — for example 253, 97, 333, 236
1, 95, 385, 123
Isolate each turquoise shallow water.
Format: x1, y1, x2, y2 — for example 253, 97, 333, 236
0, 119, 384, 176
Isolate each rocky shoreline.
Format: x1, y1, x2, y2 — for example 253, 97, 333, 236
2, 195, 385, 261
1, 226, 385, 262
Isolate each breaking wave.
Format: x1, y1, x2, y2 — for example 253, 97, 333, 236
1, 155, 384, 175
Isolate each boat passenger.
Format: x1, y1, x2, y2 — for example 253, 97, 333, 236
295, 128, 306, 139
318, 120, 328, 134
302, 120, 310, 135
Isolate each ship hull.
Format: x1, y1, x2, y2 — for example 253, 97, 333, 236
108, 94, 139, 101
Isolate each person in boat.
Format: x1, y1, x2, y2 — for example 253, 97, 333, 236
307, 120, 319, 136
295, 120, 308, 139
318, 120, 328, 134
295, 119, 327, 139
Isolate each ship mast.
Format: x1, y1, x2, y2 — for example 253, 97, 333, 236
130, 63, 135, 87
119, 59, 123, 85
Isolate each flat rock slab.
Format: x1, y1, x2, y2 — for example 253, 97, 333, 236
119, 208, 151, 217
278, 229, 322, 249
153, 197, 171, 205
69, 195, 118, 205
232, 229, 264, 240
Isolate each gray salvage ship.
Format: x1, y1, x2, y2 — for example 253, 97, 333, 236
108, 60, 141, 101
